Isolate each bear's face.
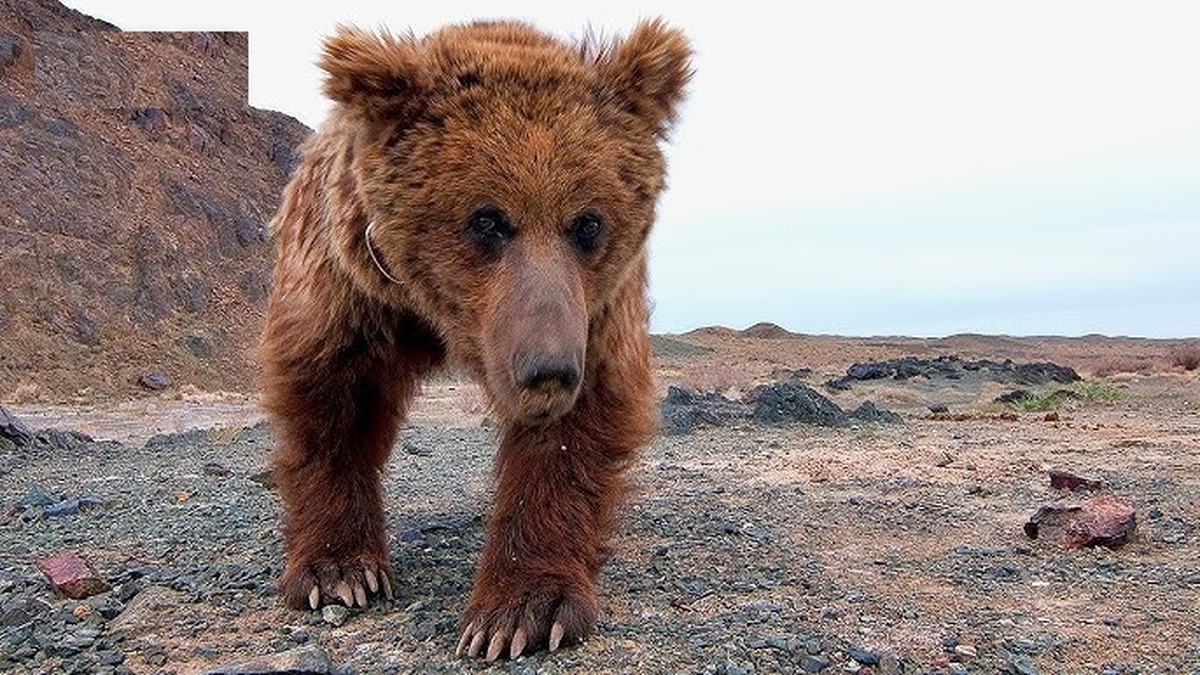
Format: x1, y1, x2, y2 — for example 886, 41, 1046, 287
321, 21, 690, 422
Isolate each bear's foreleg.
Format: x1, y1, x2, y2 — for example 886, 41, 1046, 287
458, 325, 655, 660
263, 299, 442, 610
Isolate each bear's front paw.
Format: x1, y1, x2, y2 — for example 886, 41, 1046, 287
456, 582, 597, 661
279, 556, 394, 610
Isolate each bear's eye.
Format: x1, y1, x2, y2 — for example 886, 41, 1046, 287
468, 206, 513, 254
569, 211, 604, 254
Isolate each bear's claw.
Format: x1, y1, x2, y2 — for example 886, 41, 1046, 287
510, 626, 528, 658
457, 585, 589, 661
549, 622, 565, 651
456, 620, 566, 661
283, 557, 394, 611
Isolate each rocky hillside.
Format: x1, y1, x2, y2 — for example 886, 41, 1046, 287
0, 0, 310, 402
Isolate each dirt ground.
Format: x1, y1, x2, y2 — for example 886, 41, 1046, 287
3, 332, 1198, 674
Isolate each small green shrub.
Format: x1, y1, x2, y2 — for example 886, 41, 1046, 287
1072, 380, 1123, 404
1005, 389, 1074, 412
1002, 380, 1122, 412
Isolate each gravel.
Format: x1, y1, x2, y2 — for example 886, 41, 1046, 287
1, 388, 1198, 673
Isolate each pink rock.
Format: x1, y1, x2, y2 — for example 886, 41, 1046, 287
1065, 494, 1136, 549
36, 551, 111, 599
1024, 494, 1136, 549
1048, 469, 1102, 492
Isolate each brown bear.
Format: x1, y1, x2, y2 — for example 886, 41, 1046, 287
259, 19, 691, 661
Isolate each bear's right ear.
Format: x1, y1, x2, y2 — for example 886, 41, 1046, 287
593, 18, 693, 139
319, 26, 429, 122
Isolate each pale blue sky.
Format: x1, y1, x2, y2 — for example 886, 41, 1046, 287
64, 1, 1200, 337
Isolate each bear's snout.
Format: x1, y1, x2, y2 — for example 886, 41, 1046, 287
511, 348, 584, 422
515, 354, 581, 393
481, 240, 590, 424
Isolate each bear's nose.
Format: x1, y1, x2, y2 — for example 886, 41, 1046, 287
515, 356, 580, 392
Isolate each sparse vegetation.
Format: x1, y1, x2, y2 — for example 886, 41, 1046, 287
1072, 380, 1124, 404
1091, 356, 1153, 378
853, 425, 880, 441
1170, 343, 1200, 371
649, 334, 714, 358
1003, 389, 1075, 412
1001, 380, 1123, 412
206, 425, 243, 445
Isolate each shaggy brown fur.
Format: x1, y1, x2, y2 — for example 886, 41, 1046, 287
260, 19, 691, 660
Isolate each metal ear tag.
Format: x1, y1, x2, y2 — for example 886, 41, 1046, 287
365, 221, 402, 284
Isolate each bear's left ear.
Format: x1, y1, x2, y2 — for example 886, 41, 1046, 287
319, 25, 429, 122
594, 18, 693, 139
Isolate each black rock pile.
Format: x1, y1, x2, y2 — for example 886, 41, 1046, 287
825, 356, 1080, 391
660, 381, 901, 436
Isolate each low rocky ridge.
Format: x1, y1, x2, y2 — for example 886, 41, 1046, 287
655, 354, 1079, 436
825, 356, 1081, 391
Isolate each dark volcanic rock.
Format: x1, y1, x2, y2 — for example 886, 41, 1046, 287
0, 92, 34, 128
33, 428, 94, 452
138, 370, 171, 390
42, 493, 105, 517
995, 389, 1033, 404
750, 381, 848, 427
662, 382, 900, 434
846, 361, 894, 381
1, 405, 33, 445
0, 33, 22, 71
1010, 361, 1081, 385
130, 106, 169, 134
0, 595, 51, 627
995, 388, 1078, 407
827, 356, 1081, 390
660, 386, 749, 436
849, 400, 903, 424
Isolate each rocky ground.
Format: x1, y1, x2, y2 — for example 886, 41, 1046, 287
1, 333, 1198, 674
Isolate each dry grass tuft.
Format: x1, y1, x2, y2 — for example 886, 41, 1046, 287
206, 426, 242, 445
1091, 356, 1153, 378
1170, 343, 1200, 371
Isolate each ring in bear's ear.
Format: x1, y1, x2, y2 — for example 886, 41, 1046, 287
365, 221, 402, 284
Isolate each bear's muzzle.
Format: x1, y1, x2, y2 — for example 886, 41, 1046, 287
483, 239, 588, 424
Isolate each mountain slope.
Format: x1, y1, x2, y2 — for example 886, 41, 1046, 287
1, 0, 310, 401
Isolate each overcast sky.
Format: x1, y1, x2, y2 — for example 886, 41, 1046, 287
64, 1, 1200, 337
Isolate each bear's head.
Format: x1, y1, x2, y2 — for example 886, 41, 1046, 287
319, 20, 691, 423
